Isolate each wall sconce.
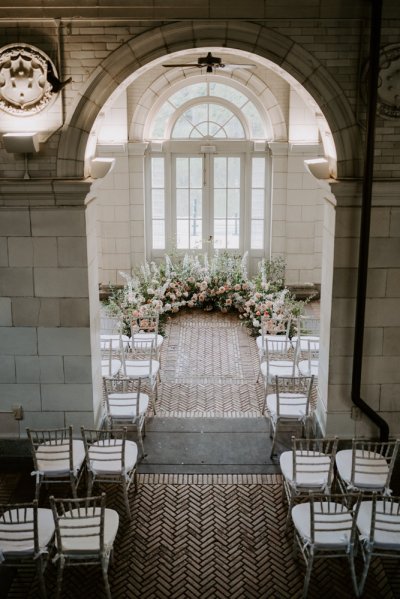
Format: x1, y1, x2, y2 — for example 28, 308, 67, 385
2, 132, 40, 154
90, 157, 115, 179
304, 157, 331, 180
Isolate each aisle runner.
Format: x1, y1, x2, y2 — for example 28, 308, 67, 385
158, 311, 263, 416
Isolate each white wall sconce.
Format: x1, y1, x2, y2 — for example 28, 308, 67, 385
2, 132, 40, 154
304, 157, 331, 180
90, 157, 115, 179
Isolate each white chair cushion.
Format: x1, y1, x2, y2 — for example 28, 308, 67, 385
298, 359, 319, 377
0, 508, 54, 557
108, 392, 149, 418
280, 451, 331, 487
124, 359, 160, 378
57, 508, 119, 553
88, 439, 138, 474
35, 440, 85, 476
101, 359, 121, 377
266, 393, 308, 419
260, 361, 296, 379
357, 501, 400, 550
336, 449, 389, 489
292, 502, 353, 548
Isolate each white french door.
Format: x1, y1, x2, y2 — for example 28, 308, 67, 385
172, 153, 244, 253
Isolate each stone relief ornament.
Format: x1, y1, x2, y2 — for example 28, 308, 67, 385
377, 44, 400, 119
0, 44, 56, 115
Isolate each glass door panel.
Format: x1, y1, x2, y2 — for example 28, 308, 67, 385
213, 156, 240, 250
175, 156, 203, 250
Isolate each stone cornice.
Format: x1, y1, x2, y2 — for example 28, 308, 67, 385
330, 179, 400, 207
0, 179, 93, 207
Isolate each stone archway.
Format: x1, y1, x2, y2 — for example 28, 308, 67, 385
57, 20, 362, 180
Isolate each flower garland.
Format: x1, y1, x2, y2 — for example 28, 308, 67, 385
102, 252, 304, 336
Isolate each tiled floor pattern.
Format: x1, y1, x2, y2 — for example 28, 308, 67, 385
158, 310, 263, 417
1, 474, 397, 599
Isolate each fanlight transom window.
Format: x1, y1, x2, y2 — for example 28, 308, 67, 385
149, 81, 266, 140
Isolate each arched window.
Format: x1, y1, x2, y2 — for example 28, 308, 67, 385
146, 78, 271, 262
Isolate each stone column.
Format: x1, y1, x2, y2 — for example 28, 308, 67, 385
0, 180, 100, 437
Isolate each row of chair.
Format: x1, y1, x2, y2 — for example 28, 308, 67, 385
292, 492, 400, 598
0, 492, 117, 599
281, 436, 400, 597
27, 426, 138, 519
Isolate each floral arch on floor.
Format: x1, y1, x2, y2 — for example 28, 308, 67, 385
102, 252, 306, 336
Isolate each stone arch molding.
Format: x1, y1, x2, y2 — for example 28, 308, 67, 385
58, 20, 362, 179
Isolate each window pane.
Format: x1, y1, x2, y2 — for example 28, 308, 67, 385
251, 220, 264, 249
190, 189, 202, 218
185, 104, 208, 126
177, 219, 189, 249
209, 103, 231, 125
152, 220, 165, 249
214, 157, 226, 188
190, 157, 202, 188
228, 157, 240, 188
214, 189, 226, 218
252, 157, 265, 188
176, 158, 188, 188
227, 190, 240, 218
214, 220, 226, 248
189, 220, 202, 249
251, 189, 264, 219
227, 219, 240, 249
172, 117, 193, 138
169, 83, 207, 107
209, 83, 248, 108
152, 189, 165, 218
150, 102, 174, 138
152, 157, 164, 188
224, 116, 245, 138
176, 189, 189, 217
242, 102, 265, 138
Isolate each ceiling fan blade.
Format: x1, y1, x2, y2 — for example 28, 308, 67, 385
162, 63, 202, 68
220, 64, 256, 71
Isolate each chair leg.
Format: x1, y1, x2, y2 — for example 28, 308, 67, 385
70, 474, 78, 499
87, 472, 94, 497
36, 555, 47, 599
55, 556, 65, 599
302, 553, 314, 599
270, 423, 277, 457
35, 475, 42, 502
358, 552, 372, 597
102, 557, 112, 599
122, 478, 131, 520
137, 427, 146, 458
348, 551, 361, 598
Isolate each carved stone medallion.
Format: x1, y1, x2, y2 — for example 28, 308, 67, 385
0, 43, 55, 115
377, 45, 400, 119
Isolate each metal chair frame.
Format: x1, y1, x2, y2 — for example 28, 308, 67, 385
292, 492, 361, 598
50, 493, 118, 599
81, 427, 138, 519
103, 376, 148, 457
26, 426, 85, 502
281, 435, 338, 530
0, 500, 54, 598
120, 336, 160, 414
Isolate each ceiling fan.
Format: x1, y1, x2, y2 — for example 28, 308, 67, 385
162, 52, 256, 73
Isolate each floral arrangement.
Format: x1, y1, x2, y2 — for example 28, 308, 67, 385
102, 252, 304, 336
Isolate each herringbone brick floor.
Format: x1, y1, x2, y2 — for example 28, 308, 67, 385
1, 474, 398, 599
1, 307, 400, 598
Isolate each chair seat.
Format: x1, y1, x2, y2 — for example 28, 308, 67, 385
35, 440, 85, 476
88, 439, 138, 474
280, 451, 331, 487
357, 501, 400, 550
266, 393, 308, 419
0, 508, 54, 557
101, 359, 121, 377
108, 392, 149, 418
336, 449, 390, 490
123, 359, 160, 379
57, 508, 119, 553
298, 359, 319, 377
260, 361, 296, 379
292, 502, 353, 548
